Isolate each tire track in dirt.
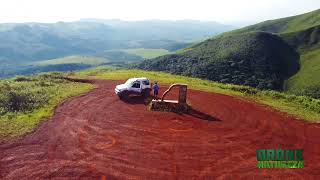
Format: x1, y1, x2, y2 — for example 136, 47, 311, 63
0, 79, 320, 179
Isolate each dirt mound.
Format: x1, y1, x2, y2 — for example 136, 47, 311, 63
1, 80, 319, 179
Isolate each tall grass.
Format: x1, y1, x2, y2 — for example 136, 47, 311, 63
0, 72, 93, 139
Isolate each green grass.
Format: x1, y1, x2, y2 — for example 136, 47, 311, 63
123, 48, 171, 59
77, 68, 320, 122
285, 48, 320, 98
0, 73, 93, 139
35, 55, 107, 66
280, 9, 320, 33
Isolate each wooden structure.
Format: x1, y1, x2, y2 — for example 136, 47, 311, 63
150, 84, 189, 112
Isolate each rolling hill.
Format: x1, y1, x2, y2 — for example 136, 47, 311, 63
225, 9, 320, 34
137, 9, 320, 96
224, 8, 320, 97
137, 32, 299, 90
221, 9, 320, 97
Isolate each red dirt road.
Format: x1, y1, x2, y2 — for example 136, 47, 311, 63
1, 80, 320, 179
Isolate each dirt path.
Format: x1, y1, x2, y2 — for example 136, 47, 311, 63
1, 80, 320, 179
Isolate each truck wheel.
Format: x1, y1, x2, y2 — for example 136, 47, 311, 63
119, 91, 129, 100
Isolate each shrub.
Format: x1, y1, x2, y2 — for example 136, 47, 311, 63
0, 74, 68, 115
0, 82, 49, 114
301, 86, 320, 99
13, 76, 33, 82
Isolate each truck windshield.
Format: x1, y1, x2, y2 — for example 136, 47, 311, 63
125, 79, 135, 84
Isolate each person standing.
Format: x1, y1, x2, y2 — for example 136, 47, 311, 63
153, 82, 160, 99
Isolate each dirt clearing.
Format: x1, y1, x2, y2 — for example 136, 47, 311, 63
1, 80, 319, 179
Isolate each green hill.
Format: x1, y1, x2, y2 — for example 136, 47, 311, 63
137, 32, 299, 90
222, 9, 320, 97
280, 25, 320, 51
226, 9, 320, 35
285, 46, 320, 98
277, 19, 320, 98
137, 9, 320, 97
281, 24, 320, 98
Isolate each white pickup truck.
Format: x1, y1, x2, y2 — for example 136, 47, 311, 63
115, 77, 152, 99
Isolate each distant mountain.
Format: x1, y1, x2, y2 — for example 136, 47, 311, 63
80, 19, 235, 41
137, 9, 320, 93
0, 20, 234, 65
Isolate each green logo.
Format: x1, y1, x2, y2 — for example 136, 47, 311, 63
256, 149, 304, 168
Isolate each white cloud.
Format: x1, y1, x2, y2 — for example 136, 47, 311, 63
0, 0, 319, 23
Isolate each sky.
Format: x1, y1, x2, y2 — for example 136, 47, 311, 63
0, 0, 319, 25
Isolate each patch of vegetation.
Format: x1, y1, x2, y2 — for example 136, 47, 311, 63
77, 69, 320, 122
35, 55, 107, 66
0, 73, 93, 139
278, 24, 320, 99
280, 25, 320, 51
136, 32, 299, 90
216, 9, 320, 99
285, 48, 320, 98
123, 48, 171, 59
95, 50, 143, 62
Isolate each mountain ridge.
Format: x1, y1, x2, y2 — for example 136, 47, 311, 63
137, 31, 299, 90
137, 9, 320, 95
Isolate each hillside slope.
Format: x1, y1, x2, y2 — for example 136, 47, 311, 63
137, 32, 299, 90
279, 24, 320, 98
285, 47, 320, 98
223, 9, 320, 98
280, 24, 320, 51
226, 9, 320, 34
138, 9, 320, 96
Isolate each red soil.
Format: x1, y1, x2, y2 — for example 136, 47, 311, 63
1, 80, 320, 179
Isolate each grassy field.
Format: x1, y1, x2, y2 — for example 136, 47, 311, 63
123, 48, 171, 59
0, 73, 93, 139
77, 68, 320, 122
35, 55, 107, 66
285, 48, 320, 98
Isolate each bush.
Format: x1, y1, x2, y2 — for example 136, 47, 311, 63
0, 74, 67, 115
301, 86, 320, 99
13, 76, 33, 82
0, 82, 49, 114
289, 85, 320, 99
